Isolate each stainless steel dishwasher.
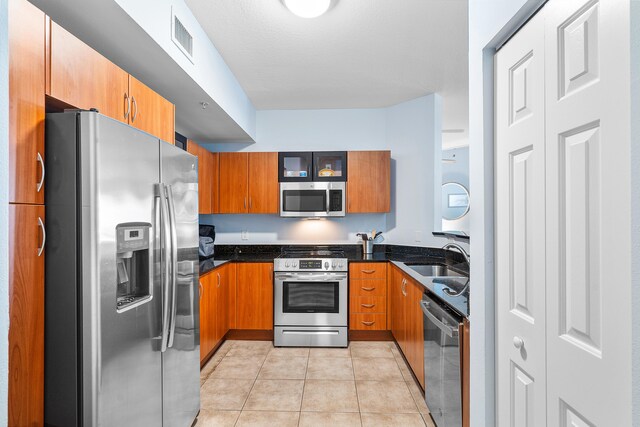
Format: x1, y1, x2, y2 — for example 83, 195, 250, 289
420, 292, 463, 427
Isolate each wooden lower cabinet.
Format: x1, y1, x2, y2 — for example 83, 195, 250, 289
199, 272, 215, 363
236, 263, 273, 330
200, 263, 237, 364
8, 204, 45, 426
389, 265, 424, 389
349, 263, 388, 332
405, 277, 424, 389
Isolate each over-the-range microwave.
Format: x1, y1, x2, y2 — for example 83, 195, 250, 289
280, 182, 345, 217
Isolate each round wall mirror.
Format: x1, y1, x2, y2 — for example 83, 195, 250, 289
441, 182, 469, 221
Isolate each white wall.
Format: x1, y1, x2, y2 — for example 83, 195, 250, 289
441, 147, 470, 233
468, 1, 543, 425
112, 0, 256, 139
0, 0, 9, 423
201, 94, 445, 247
630, 1, 640, 423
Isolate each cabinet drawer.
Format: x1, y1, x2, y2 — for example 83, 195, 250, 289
350, 296, 386, 313
349, 262, 387, 280
350, 313, 387, 330
351, 279, 386, 296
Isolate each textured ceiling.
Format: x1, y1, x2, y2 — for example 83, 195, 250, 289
185, 0, 469, 147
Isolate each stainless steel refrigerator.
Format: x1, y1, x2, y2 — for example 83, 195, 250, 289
44, 111, 200, 427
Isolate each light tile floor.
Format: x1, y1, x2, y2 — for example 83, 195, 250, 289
197, 340, 436, 427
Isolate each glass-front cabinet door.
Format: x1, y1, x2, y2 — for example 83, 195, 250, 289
313, 151, 347, 181
278, 152, 313, 182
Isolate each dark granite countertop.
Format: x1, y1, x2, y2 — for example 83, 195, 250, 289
198, 244, 469, 317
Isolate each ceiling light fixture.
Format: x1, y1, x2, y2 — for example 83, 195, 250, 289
284, 0, 331, 18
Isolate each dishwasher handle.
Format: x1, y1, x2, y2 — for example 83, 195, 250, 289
420, 300, 458, 338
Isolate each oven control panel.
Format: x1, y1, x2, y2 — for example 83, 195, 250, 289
299, 260, 322, 269
274, 258, 348, 272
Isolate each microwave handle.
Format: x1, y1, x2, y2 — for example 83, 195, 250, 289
326, 189, 330, 214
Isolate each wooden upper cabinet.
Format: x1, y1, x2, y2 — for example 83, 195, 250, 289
8, 204, 45, 426
236, 263, 273, 330
128, 75, 175, 144
248, 152, 279, 214
9, 0, 45, 205
219, 152, 249, 213
49, 21, 129, 123
188, 140, 219, 214
347, 151, 391, 213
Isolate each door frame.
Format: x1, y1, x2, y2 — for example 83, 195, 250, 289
468, 1, 546, 425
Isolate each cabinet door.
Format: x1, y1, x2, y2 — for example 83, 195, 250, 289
347, 151, 391, 213
248, 152, 278, 214
188, 141, 211, 214
216, 263, 236, 341
210, 152, 220, 213
390, 267, 406, 351
199, 274, 212, 363
219, 153, 249, 213
236, 263, 273, 330
9, 0, 45, 205
8, 204, 45, 426
49, 22, 129, 123
128, 75, 175, 143
406, 278, 425, 389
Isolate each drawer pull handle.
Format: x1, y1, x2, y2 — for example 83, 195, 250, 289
36, 152, 45, 193
361, 269, 376, 274
37, 216, 46, 257
361, 303, 375, 308
361, 287, 376, 291
361, 321, 375, 326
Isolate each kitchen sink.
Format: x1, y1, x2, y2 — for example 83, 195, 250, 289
405, 264, 463, 278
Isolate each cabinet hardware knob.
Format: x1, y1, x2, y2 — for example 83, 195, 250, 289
361, 321, 375, 326
361, 287, 376, 291
36, 152, 45, 193
513, 336, 525, 349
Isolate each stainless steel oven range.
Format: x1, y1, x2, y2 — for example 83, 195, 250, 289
273, 247, 348, 347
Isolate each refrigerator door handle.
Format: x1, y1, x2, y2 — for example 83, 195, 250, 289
166, 185, 179, 348
158, 183, 172, 352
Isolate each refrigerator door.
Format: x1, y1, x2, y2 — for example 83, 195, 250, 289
80, 112, 163, 426
160, 141, 200, 426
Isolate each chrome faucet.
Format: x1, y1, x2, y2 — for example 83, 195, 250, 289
441, 243, 470, 296
442, 242, 470, 266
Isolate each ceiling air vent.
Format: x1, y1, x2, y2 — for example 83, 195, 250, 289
172, 8, 194, 63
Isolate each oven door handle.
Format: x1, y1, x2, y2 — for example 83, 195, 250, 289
275, 272, 347, 281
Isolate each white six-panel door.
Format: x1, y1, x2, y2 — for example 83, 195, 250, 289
495, 9, 547, 427
544, 0, 631, 425
495, 0, 632, 425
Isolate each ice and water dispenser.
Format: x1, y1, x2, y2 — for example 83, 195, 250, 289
116, 222, 152, 311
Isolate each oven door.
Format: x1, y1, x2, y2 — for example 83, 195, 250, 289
274, 272, 348, 326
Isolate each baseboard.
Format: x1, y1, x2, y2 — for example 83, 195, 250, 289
348, 330, 394, 341
225, 329, 274, 341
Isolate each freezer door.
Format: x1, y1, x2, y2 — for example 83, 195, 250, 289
80, 112, 163, 426
160, 141, 200, 427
